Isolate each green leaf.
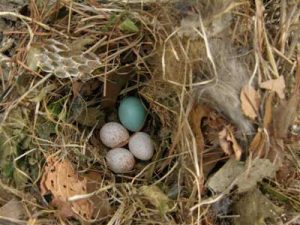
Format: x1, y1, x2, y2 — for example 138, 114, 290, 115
119, 18, 139, 33
13, 169, 28, 188
36, 119, 56, 139
3, 163, 14, 178
48, 98, 66, 118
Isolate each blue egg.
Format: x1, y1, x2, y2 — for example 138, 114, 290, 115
118, 96, 146, 132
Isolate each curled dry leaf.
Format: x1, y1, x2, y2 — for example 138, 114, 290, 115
260, 76, 286, 99
263, 92, 274, 131
189, 104, 208, 153
240, 85, 260, 120
40, 156, 93, 220
189, 104, 226, 178
248, 128, 268, 158
218, 126, 242, 160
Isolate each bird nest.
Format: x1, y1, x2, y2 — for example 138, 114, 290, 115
0, 0, 299, 224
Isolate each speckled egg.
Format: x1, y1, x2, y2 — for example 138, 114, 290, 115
106, 148, 135, 173
100, 122, 129, 148
128, 132, 154, 160
118, 96, 146, 132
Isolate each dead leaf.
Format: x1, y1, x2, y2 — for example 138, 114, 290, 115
263, 92, 274, 130
207, 158, 276, 194
218, 126, 242, 160
250, 129, 284, 167
260, 76, 286, 99
140, 185, 173, 214
189, 103, 208, 153
233, 189, 282, 225
40, 156, 93, 220
240, 85, 260, 120
0, 199, 26, 220
101, 67, 132, 109
85, 171, 112, 219
188, 104, 225, 179
248, 128, 268, 158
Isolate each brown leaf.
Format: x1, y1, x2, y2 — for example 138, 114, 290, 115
260, 76, 286, 99
0, 199, 25, 220
263, 92, 274, 130
102, 66, 132, 109
189, 104, 209, 153
240, 85, 260, 120
218, 126, 242, 160
248, 129, 267, 158
249, 129, 284, 167
85, 171, 112, 220
40, 156, 93, 220
189, 104, 223, 178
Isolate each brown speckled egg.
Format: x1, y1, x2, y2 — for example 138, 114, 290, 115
100, 122, 129, 148
106, 148, 135, 173
128, 132, 154, 160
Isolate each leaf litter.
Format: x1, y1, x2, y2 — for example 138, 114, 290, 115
218, 126, 242, 161
0, 0, 299, 224
40, 156, 93, 220
260, 76, 286, 99
240, 85, 261, 120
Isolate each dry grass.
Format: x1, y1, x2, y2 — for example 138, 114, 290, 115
0, 0, 299, 224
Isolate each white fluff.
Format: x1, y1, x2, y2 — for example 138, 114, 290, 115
194, 39, 253, 134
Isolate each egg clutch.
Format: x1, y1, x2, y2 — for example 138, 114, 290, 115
100, 96, 154, 173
